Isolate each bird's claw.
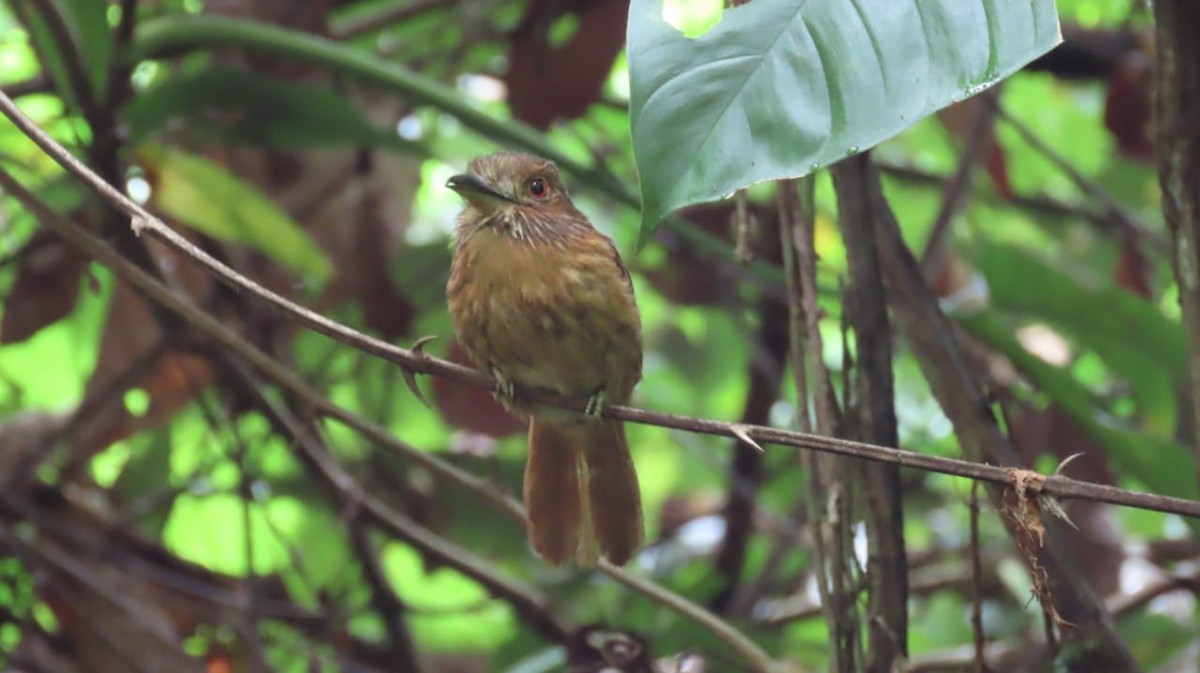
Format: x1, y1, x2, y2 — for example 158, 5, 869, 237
492, 368, 516, 406
584, 390, 607, 419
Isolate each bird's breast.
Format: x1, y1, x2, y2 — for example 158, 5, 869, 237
447, 228, 641, 404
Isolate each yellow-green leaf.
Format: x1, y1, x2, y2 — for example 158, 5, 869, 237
137, 146, 333, 282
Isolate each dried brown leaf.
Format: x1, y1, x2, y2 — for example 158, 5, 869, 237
1, 232, 89, 344
506, 0, 630, 129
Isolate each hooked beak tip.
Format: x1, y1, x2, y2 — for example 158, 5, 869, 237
447, 173, 508, 203
444, 174, 470, 191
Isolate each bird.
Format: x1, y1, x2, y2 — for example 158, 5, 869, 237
445, 151, 644, 566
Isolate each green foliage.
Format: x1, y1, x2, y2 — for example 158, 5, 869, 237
136, 145, 334, 281
627, 0, 1061, 238
61, 0, 112, 93
962, 310, 1200, 505
977, 244, 1184, 427
0, 262, 110, 410
127, 65, 428, 154
1, 0, 1196, 671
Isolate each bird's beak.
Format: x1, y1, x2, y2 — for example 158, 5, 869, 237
446, 173, 513, 204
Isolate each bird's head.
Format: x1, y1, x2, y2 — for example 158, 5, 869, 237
447, 152, 588, 244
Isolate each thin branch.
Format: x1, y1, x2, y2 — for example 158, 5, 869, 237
860, 151, 1141, 670
349, 521, 426, 673
714, 210, 787, 610
128, 13, 788, 289
0, 90, 1197, 525
733, 189, 753, 264
0, 74, 52, 99
877, 160, 1171, 254
0, 93, 782, 673
224, 356, 572, 645
725, 179, 816, 616
910, 561, 1200, 673
24, 337, 165, 479
920, 92, 998, 280
990, 100, 1156, 247
969, 482, 988, 673
0, 509, 184, 673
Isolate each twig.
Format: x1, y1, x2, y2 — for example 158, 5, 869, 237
714, 211, 787, 610
348, 520, 427, 673
861, 151, 1141, 670
224, 356, 573, 646
594, 557, 778, 673
0, 90, 783, 673
969, 482, 987, 673
220, 390, 272, 673
0, 510, 183, 673
990, 100, 1155, 247
0, 90, 1197, 524
0, 74, 52, 99
909, 561, 1200, 672
24, 338, 165, 478
128, 13, 790, 291
1109, 564, 1200, 617
876, 160, 1170, 254
725, 179, 815, 616
777, 179, 815, 433
920, 93, 998, 280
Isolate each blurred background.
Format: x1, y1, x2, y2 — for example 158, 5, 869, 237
0, 0, 1196, 671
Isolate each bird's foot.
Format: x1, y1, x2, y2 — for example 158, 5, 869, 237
584, 389, 607, 419
492, 368, 516, 406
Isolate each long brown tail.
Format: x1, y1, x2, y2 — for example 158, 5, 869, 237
525, 419, 643, 566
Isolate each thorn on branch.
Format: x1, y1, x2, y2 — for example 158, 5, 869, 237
1038, 495, 1078, 531
401, 335, 438, 410
1036, 447, 1081, 529
731, 425, 764, 453
1053, 452, 1085, 476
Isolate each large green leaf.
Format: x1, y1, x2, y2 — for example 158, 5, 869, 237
61, 0, 112, 93
137, 146, 333, 282
627, 0, 1061, 238
15, 0, 111, 109
17, 7, 80, 109
126, 65, 427, 154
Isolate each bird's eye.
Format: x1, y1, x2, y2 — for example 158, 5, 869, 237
528, 177, 548, 199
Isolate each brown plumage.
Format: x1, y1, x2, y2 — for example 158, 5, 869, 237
445, 152, 644, 566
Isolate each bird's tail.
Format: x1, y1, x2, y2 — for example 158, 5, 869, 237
525, 419, 643, 566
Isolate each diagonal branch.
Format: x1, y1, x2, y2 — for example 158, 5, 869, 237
220, 355, 571, 645
0, 89, 1197, 523
848, 152, 1141, 671
0, 121, 777, 673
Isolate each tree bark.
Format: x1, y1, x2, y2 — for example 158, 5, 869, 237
1154, 0, 1200, 469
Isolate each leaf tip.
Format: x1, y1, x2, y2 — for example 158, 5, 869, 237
635, 224, 656, 252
